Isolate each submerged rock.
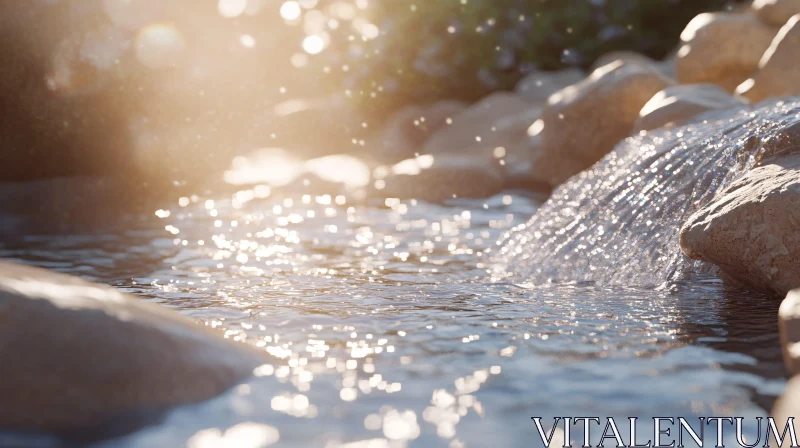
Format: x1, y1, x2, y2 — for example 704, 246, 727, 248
635, 84, 748, 132
737, 15, 800, 103
752, 0, 800, 26
0, 261, 264, 438
779, 289, 800, 375
495, 99, 800, 286
680, 150, 800, 297
372, 154, 504, 202
528, 60, 673, 187
514, 68, 585, 103
676, 13, 776, 92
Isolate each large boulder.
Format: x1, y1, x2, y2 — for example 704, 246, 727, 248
527, 60, 673, 187
514, 68, 585, 103
0, 261, 264, 437
680, 151, 800, 297
374, 100, 467, 162
676, 13, 777, 92
372, 154, 504, 202
752, 0, 800, 26
737, 15, 800, 102
634, 84, 748, 132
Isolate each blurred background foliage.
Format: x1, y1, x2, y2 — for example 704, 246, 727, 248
0, 0, 746, 185
337, 0, 746, 115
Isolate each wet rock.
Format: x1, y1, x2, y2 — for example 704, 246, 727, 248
0, 261, 264, 437
737, 15, 800, 102
374, 100, 467, 162
680, 152, 800, 297
676, 13, 777, 92
514, 68, 585, 103
372, 154, 504, 202
752, 0, 800, 26
779, 289, 800, 375
634, 84, 748, 132
528, 60, 673, 187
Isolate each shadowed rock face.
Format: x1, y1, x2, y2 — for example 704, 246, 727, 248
494, 98, 800, 287
680, 150, 800, 297
0, 261, 265, 440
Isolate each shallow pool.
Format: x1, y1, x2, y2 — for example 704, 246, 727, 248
0, 188, 786, 448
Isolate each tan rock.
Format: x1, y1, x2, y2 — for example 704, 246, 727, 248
372, 154, 504, 202
635, 84, 748, 132
753, 0, 800, 26
375, 100, 468, 162
0, 261, 264, 435
680, 152, 800, 297
515, 68, 585, 103
779, 289, 800, 375
591, 51, 674, 77
528, 60, 673, 187
771, 375, 800, 447
737, 15, 800, 102
676, 13, 777, 92
422, 92, 535, 156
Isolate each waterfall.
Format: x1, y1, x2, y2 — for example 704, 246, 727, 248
494, 99, 800, 287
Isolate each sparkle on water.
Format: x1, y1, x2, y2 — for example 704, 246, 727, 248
495, 99, 800, 287
3, 96, 795, 444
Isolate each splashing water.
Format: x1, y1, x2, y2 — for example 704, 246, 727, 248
493, 99, 800, 287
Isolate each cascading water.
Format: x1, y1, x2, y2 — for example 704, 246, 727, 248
493, 99, 800, 287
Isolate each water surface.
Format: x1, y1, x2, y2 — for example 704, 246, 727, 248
0, 186, 785, 447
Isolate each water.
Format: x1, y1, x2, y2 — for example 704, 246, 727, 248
2, 101, 798, 447
496, 99, 800, 286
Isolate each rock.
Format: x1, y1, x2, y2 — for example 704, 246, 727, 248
421, 92, 534, 156
680, 151, 800, 297
634, 84, 748, 132
779, 289, 800, 375
265, 96, 366, 158
374, 100, 467, 162
0, 261, 264, 437
752, 0, 800, 27
528, 60, 673, 187
372, 154, 504, 202
676, 13, 777, 92
514, 68, 585, 103
771, 375, 800, 447
736, 15, 800, 102
591, 51, 678, 79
